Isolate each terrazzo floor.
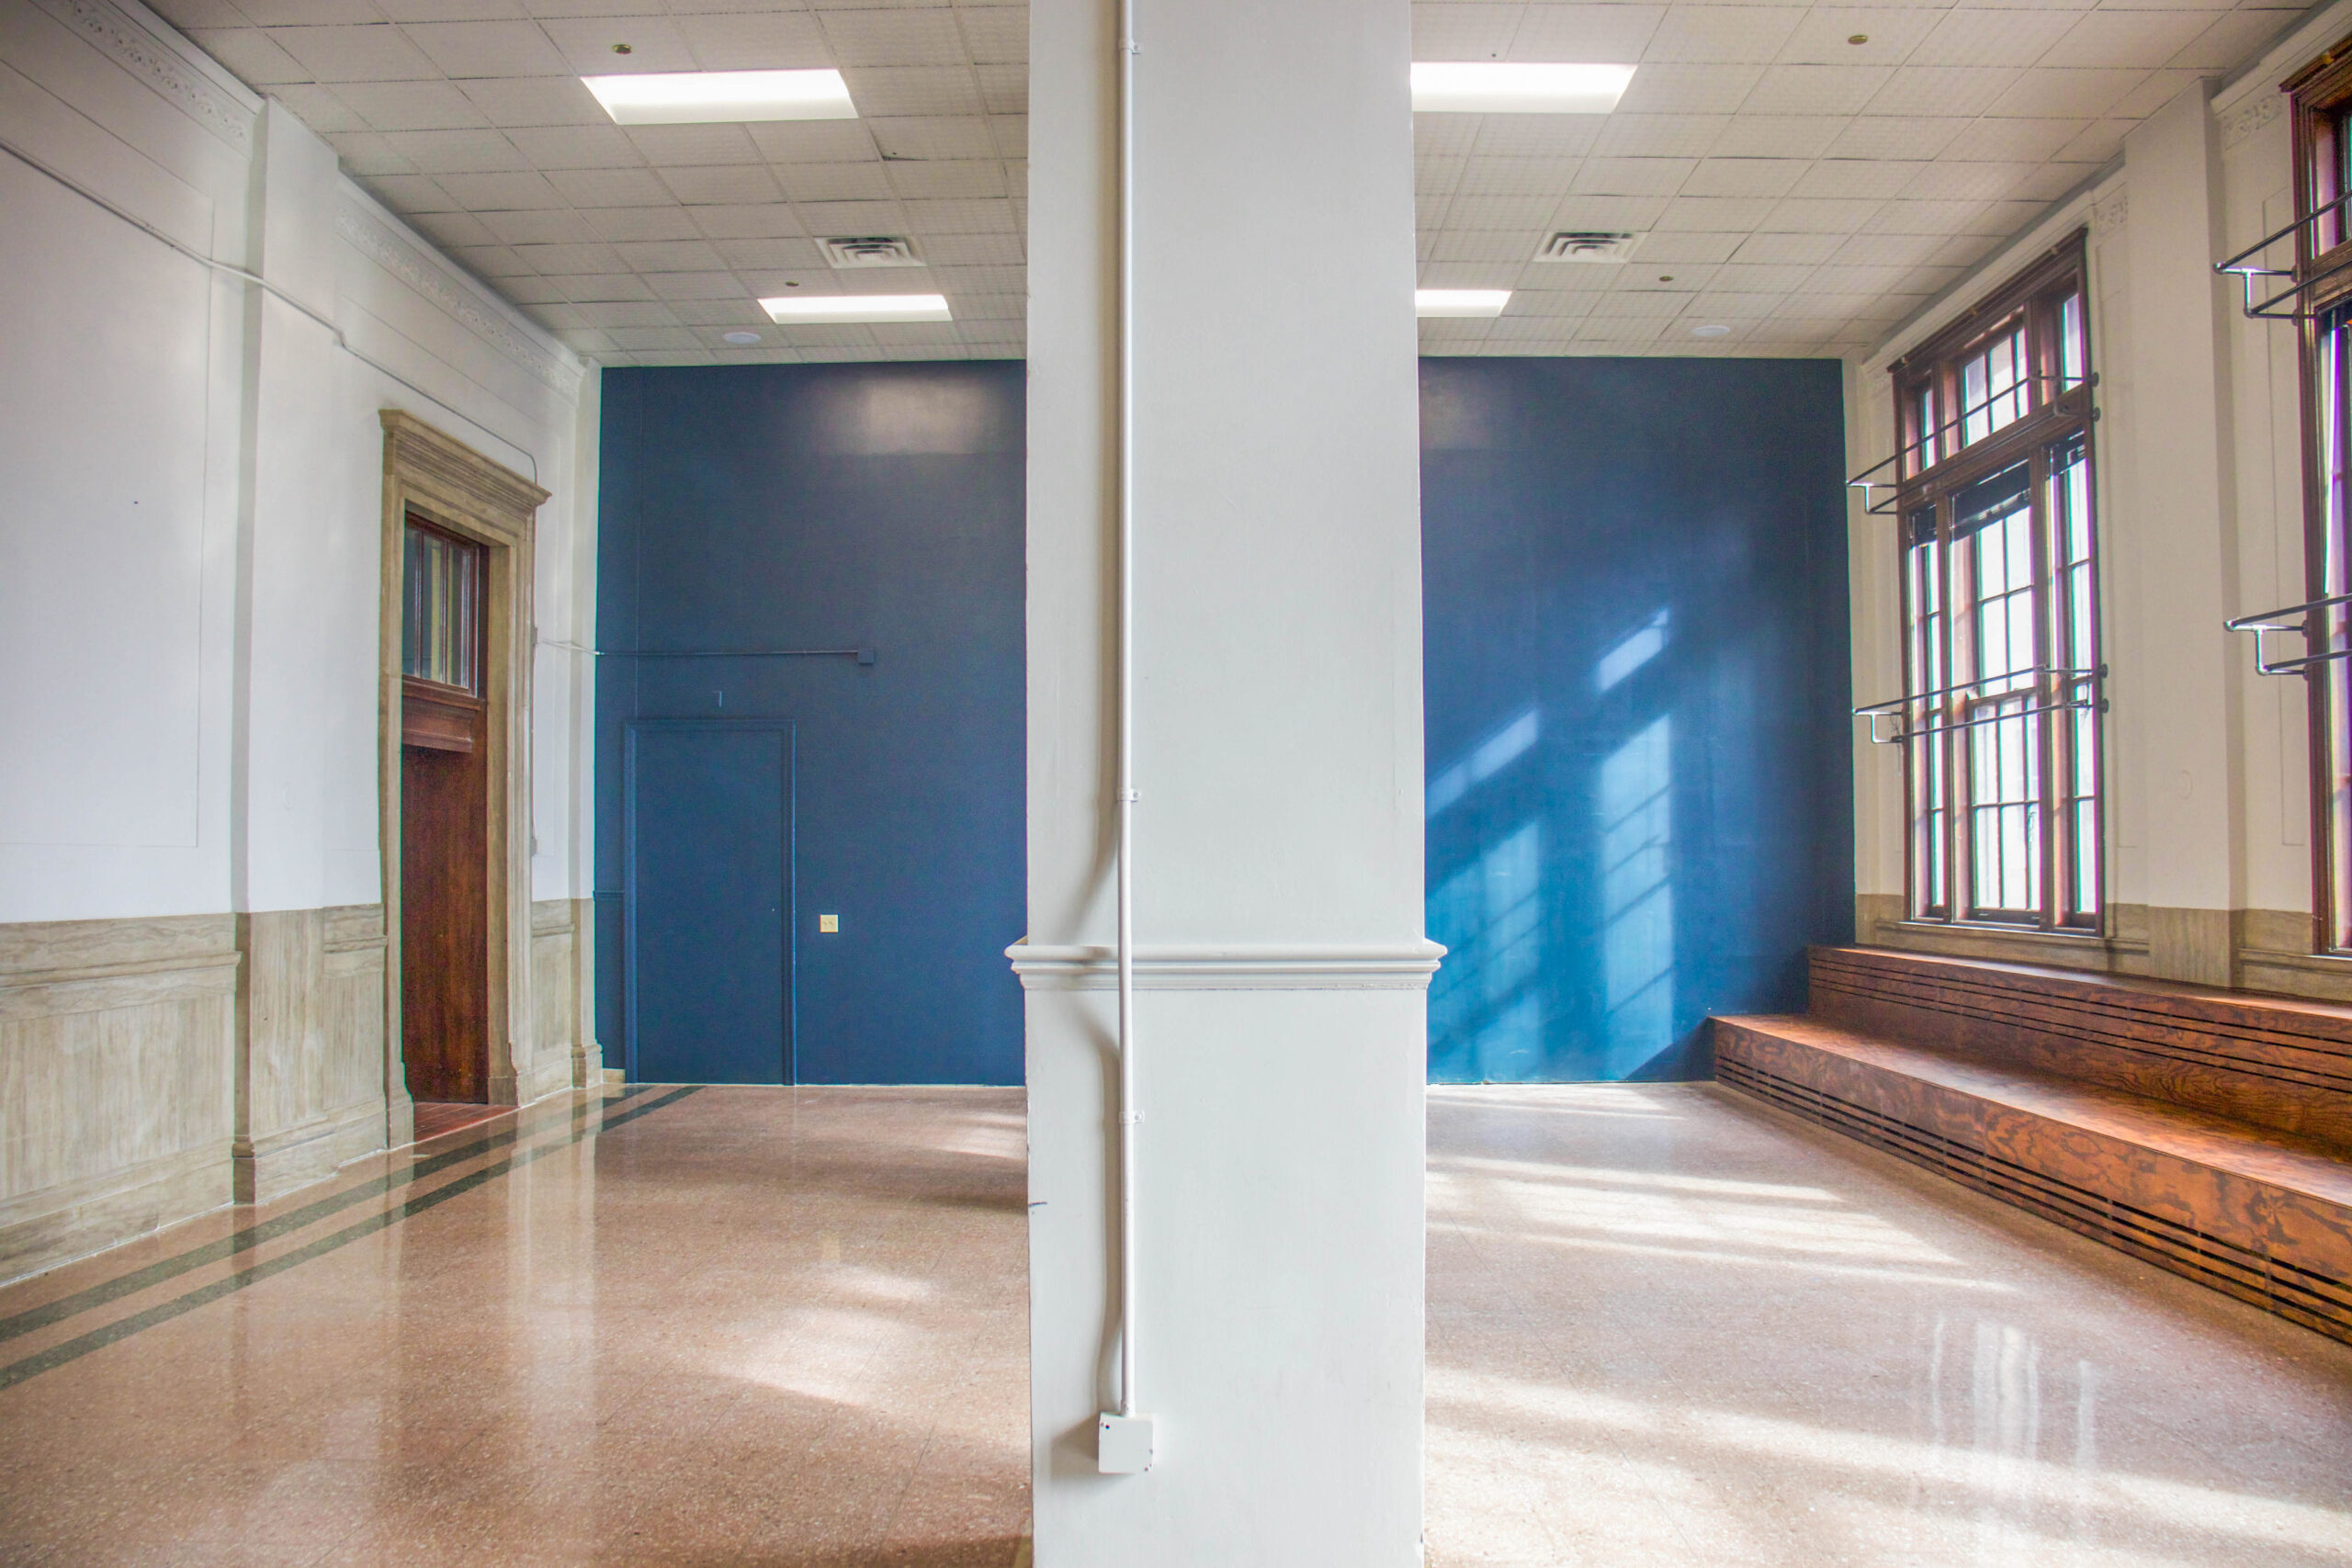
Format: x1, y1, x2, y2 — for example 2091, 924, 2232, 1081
1, 1081, 2346, 1566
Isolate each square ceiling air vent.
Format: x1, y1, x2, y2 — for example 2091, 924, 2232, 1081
1537, 231, 1643, 263
820, 235, 924, 269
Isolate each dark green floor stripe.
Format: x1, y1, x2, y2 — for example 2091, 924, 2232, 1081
0, 1088, 650, 1349
0, 1087, 696, 1391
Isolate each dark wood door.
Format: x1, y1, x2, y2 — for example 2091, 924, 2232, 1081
399, 517, 491, 1103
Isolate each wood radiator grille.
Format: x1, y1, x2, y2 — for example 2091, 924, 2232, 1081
1717, 1054, 2352, 1346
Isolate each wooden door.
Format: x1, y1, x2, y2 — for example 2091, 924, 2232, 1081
399, 517, 491, 1103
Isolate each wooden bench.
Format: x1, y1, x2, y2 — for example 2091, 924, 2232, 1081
1713, 946, 2352, 1345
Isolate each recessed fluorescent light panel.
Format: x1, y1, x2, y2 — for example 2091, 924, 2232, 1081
1417, 289, 1510, 319
584, 69, 855, 124
1411, 62, 1635, 114
761, 294, 953, 323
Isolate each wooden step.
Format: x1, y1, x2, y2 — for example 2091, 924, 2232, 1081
1712, 1012, 2352, 1345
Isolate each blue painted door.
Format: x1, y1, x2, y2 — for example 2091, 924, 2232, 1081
625, 722, 794, 1083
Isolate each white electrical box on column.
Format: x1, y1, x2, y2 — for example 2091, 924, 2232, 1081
1096, 0, 1154, 1479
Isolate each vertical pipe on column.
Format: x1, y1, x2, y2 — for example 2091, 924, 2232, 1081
1114, 0, 1140, 1424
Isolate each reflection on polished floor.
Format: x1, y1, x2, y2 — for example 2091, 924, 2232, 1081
0, 1087, 1031, 1567
6, 1082, 2351, 1566
1427, 1084, 2352, 1567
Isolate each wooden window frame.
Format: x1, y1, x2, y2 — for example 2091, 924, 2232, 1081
2285, 39, 2352, 953
1887, 231, 2103, 934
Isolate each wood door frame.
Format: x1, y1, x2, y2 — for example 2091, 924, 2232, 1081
621, 718, 798, 1085
378, 411, 549, 1137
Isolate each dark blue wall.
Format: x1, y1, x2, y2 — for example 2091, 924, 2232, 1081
1420, 357, 1852, 1083
596, 362, 1025, 1086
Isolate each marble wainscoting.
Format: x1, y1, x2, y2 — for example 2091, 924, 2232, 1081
527, 897, 594, 1098
0, 916, 241, 1284
234, 907, 391, 1206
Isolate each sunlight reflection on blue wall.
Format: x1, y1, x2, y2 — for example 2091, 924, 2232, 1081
1422, 359, 1849, 1082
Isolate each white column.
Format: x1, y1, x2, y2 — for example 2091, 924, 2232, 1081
2121, 80, 2243, 981
1015, 0, 1431, 1562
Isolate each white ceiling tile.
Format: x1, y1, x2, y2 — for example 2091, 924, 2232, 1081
621, 123, 763, 164
1738, 63, 1891, 116
930, 262, 1022, 294
643, 270, 745, 299
511, 240, 628, 272
556, 274, 657, 301
545, 166, 675, 205
609, 238, 726, 269
1789, 159, 1923, 199
497, 276, 570, 305
378, 0, 529, 19
869, 116, 995, 160
776, 161, 895, 200
1684, 290, 1781, 318
1431, 230, 1551, 263
1822, 116, 1968, 159
2046, 8, 2215, 69
714, 236, 827, 268
1616, 64, 1763, 115
1412, 3, 1522, 62
455, 75, 608, 126
2053, 120, 2132, 164
1711, 262, 1820, 291
1777, 9, 1940, 66
678, 9, 831, 68
580, 299, 682, 324
1953, 117, 2090, 161
504, 123, 645, 166
1449, 195, 1567, 230
1629, 231, 1746, 264
888, 160, 1009, 199
1453, 156, 1571, 197
1864, 198, 2000, 235
446, 243, 532, 276
742, 120, 878, 164
1830, 231, 1963, 268
989, 115, 1026, 159
2168, 8, 2302, 71
478, 207, 598, 243
1895, 161, 2030, 201
1730, 231, 1845, 265
151, 0, 263, 28
959, 6, 1025, 67
269, 22, 438, 80
660, 164, 786, 202
795, 197, 910, 231
539, 15, 695, 71
975, 62, 1024, 115
436, 169, 569, 207
1709, 116, 1842, 157
821, 7, 964, 66
1571, 157, 1695, 195
1467, 118, 1603, 158
239, 0, 382, 23
1594, 114, 1729, 158
189, 28, 314, 83
1644, 7, 1806, 66
901, 197, 1017, 233
1983, 68, 2142, 120
921, 231, 1023, 265
2109, 70, 2199, 121
1682, 157, 1806, 197
334, 79, 490, 130
583, 206, 705, 240
1764, 196, 1884, 231
843, 65, 987, 117
673, 299, 771, 325
1907, 8, 2077, 68
1655, 195, 1779, 231
270, 83, 370, 132
1511, 5, 1668, 61
401, 19, 569, 76
1862, 66, 2024, 118
378, 128, 530, 171
693, 204, 810, 238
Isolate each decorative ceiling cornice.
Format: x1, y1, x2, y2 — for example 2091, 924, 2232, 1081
336, 197, 582, 402
30, 0, 254, 154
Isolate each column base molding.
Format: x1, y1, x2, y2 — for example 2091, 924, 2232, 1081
1006, 942, 1444, 991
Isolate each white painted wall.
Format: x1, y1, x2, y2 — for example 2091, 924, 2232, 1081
1021, 0, 1430, 1561
0, 0, 594, 927
1846, 4, 2352, 952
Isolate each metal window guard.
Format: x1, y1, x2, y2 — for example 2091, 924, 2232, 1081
1852, 666, 2105, 745
2225, 593, 2352, 675
1846, 372, 2096, 515
2214, 190, 2352, 321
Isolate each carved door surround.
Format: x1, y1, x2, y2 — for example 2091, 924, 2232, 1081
377, 411, 548, 1138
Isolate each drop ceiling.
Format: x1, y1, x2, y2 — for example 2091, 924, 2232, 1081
151, 0, 2310, 365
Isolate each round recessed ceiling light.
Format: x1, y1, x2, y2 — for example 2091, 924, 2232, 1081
722, 331, 762, 344
1848, 33, 1869, 45
1691, 323, 1732, 338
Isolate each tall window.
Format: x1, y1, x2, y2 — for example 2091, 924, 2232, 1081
1887, 236, 2101, 931
2289, 47, 2352, 951
401, 517, 482, 694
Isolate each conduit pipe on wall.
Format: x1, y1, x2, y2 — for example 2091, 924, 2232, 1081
1094, 0, 1155, 1477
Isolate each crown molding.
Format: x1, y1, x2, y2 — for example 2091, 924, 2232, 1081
29, 0, 256, 154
